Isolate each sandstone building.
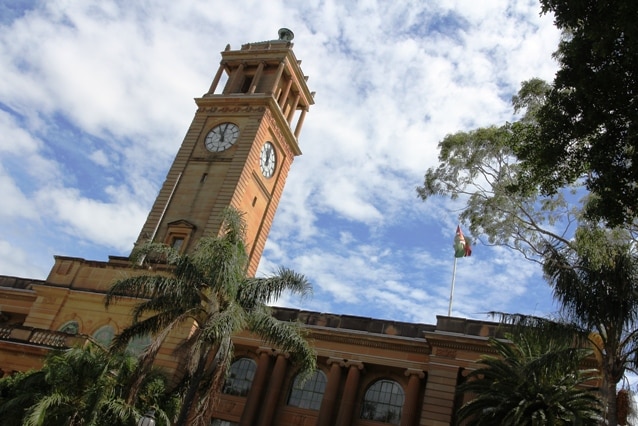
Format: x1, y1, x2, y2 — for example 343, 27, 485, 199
0, 30, 504, 426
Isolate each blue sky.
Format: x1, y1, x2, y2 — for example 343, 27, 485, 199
0, 0, 563, 325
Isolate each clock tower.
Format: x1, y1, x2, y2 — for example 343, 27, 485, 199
135, 29, 314, 276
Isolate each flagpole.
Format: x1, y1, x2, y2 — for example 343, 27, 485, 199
448, 256, 458, 316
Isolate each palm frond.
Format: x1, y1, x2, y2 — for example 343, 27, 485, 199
103, 207, 314, 424
239, 267, 312, 309
457, 329, 602, 425
106, 274, 179, 307
130, 240, 185, 266
248, 310, 316, 377
24, 391, 71, 426
129, 290, 201, 323
489, 311, 590, 344
191, 237, 247, 293
198, 302, 246, 344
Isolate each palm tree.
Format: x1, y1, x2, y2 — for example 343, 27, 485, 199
491, 225, 638, 425
456, 328, 601, 425
105, 206, 316, 426
541, 226, 638, 426
0, 344, 177, 426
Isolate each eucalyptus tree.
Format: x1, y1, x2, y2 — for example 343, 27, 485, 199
419, 73, 638, 425
105, 206, 316, 426
417, 78, 582, 263
456, 327, 601, 425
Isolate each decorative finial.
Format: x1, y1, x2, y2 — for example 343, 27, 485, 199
278, 28, 294, 41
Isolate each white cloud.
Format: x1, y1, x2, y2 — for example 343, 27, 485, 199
89, 150, 109, 167
0, 240, 45, 278
0, 0, 562, 324
0, 167, 38, 220
34, 186, 147, 252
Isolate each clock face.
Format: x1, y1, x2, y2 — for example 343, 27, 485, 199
205, 122, 240, 152
260, 142, 276, 178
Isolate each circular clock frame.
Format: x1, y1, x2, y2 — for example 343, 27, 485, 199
260, 142, 277, 178
205, 122, 240, 152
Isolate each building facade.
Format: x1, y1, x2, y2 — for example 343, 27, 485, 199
0, 30, 505, 426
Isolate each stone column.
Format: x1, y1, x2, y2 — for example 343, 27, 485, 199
278, 76, 293, 109
271, 61, 286, 98
293, 108, 308, 138
257, 352, 289, 426
335, 361, 364, 426
223, 62, 244, 94
207, 61, 225, 95
286, 93, 301, 124
239, 348, 272, 426
401, 369, 425, 426
248, 62, 265, 94
316, 358, 343, 426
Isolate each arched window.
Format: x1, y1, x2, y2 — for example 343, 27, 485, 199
92, 325, 115, 348
222, 358, 256, 397
360, 379, 404, 424
58, 320, 79, 335
287, 369, 327, 410
125, 334, 151, 356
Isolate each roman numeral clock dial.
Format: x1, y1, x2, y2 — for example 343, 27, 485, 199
205, 122, 240, 152
260, 142, 276, 178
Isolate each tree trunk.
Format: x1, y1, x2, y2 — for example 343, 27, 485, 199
175, 353, 207, 426
604, 370, 618, 426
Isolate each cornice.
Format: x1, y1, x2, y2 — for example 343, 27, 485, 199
308, 327, 431, 355
424, 332, 498, 355
195, 104, 267, 114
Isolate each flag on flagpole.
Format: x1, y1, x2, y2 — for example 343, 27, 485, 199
454, 225, 472, 258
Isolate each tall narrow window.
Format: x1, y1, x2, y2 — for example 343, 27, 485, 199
287, 369, 327, 410
164, 220, 195, 254
171, 237, 184, 251
222, 358, 257, 397
360, 379, 404, 424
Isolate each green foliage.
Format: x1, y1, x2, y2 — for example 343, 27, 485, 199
0, 370, 48, 426
492, 227, 638, 426
0, 345, 177, 426
516, 0, 638, 226
417, 80, 581, 262
456, 330, 602, 425
421, 4, 638, 423
544, 227, 638, 385
106, 206, 316, 426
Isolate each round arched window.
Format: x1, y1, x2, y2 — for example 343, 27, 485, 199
58, 320, 79, 335
222, 358, 257, 397
125, 334, 151, 356
92, 325, 115, 348
360, 379, 404, 424
287, 369, 327, 410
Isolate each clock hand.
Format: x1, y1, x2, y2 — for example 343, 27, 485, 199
220, 124, 228, 142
